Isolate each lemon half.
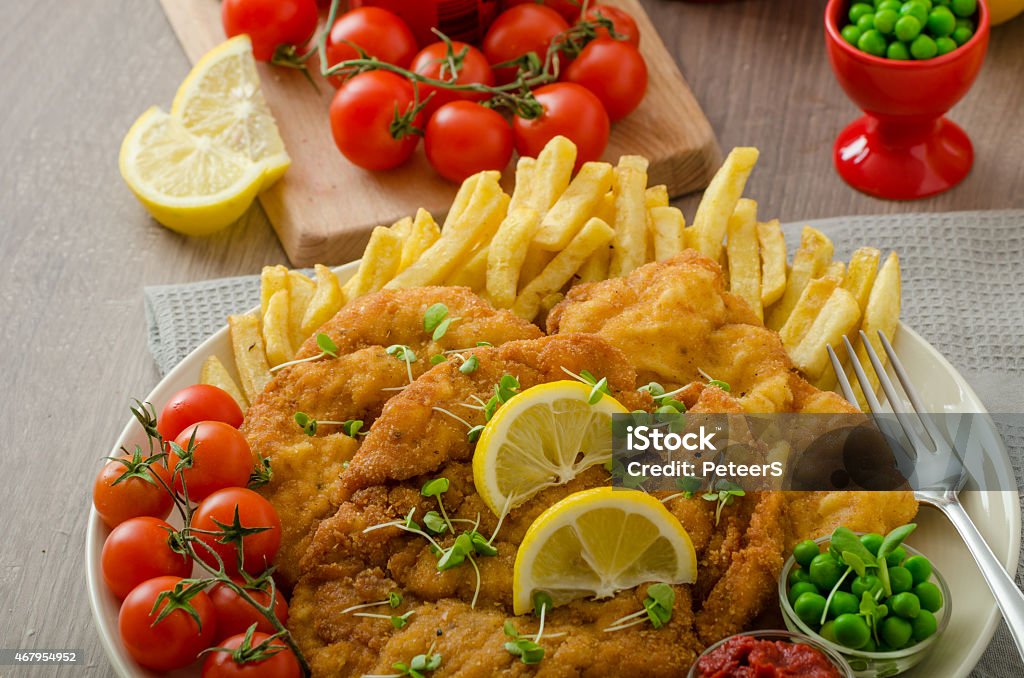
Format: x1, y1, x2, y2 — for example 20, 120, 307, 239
473, 380, 628, 517
512, 487, 697, 615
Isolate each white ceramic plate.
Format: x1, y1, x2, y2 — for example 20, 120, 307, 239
86, 261, 1020, 677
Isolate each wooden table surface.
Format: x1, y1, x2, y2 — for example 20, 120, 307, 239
1, 1, 1021, 675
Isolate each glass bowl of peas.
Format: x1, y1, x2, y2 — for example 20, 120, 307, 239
778, 532, 951, 677
823, 0, 989, 200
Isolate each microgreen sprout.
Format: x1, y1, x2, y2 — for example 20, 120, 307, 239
352, 609, 416, 629
560, 367, 611, 405
294, 411, 364, 438
423, 303, 461, 341
696, 369, 731, 392
702, 480, 745, 525
603, 584, 676, 632
341, 592, 403, 615
386, 344, 418, 384
248, 455, 273, 488
392, 645, 442, 678
459, 355, 479, 374
430, 354, 446, 365
503, 621, 545, 665
659, 476, 703, 504
270, 333, 339, 372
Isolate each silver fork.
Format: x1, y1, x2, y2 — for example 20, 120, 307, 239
828, 330, 1024, 659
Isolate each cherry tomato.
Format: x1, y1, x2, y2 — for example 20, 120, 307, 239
513, 83, 610, 168
158, 384, 244, 443
101, 517, 192, 599
221, 0, 318, 62
501, 0, 581, 22
564, 38, 648, 121
330, 71, 422, 171
93, 453, 173, 528
584, 5, 641, 46
425, 102, 513, 183
202, 630, 301, 678
411, 41, 494, 119
119, 576, 217, 671
169, 421, 253, 501
483, 5, 570, 84
209, 579, 289, 641
325, 8, 418, 87
192, 488, 281, 576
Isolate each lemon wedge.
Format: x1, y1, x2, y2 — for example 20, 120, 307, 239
119, 107, 265, 236
512, 487, 697, 614
171, 35, 290, 187
473, 380, 628, 517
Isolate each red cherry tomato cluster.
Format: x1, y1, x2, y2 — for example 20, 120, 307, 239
94, 385, 297, 675
221, 0, 648, 183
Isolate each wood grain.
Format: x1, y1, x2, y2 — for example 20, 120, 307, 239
157, 0, 720, 266
1, 0, 1022, 676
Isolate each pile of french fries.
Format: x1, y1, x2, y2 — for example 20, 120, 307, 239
202, 137, 900, 412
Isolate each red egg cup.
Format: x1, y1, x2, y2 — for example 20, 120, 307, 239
824, 0, 989, 200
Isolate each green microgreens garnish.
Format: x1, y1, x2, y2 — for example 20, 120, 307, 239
293, 411, 365, 438
433, 374, 519, 443
352, 609, 416, 629
859, 591, 889, 646
503, 621, 545, 665
702, 480, 745, 526
659, 476, 703, 504
341, 592, 404, 616
390, 645, 442, 678
423, 303, 461, 341
638, 382, 688, 413
696, 369, 731, 393
248, 455, 273, 488
386, 344, 418, 384
459, 355, 479, 374
430, 354, 446, 365
603, 583, 676, 632
270, 333, 339, 373
560, 366, 611, 405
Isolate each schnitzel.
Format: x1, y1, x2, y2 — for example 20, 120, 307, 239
241, 287, 541, 585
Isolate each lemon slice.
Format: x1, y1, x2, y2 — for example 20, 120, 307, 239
119, 107, 265, 236
512, 487, 697, 614
171, 35, 290, 187
473, 380, 628, 516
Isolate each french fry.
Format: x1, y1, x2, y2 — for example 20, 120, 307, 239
824, 261, 846, 283
443, 172, 484, 230
228, 314, 272, 402
779, 275, 842, 351
513, 217, 615, 320
300, 264, 344, 336
263, 288, 294, 367
577, 245, 611, 282
650, 206, 686, 262
689, 147, 760, 261
386, 172, 509, 289
400, 208, 441, 273
842, 247, 881, 312
507, 157, 536, 213
287, 270, 315, 348
609, 155, 649, 277
594, 191, 615, 224
344, 226, 404, 300
757, 219, 787, 306
645, 185, 669, 209
533, 161, 613, 250
726, 198, 763, 320
525, 136, 576, 213
765, 226, 834, 331
447, 245, 490, 290
390, 215, 412, 241
790, 287, 861, 380
200, 355, 248, 409
487, 207, 543, 308
260, 265, 289, 318
847, 252, 901, 408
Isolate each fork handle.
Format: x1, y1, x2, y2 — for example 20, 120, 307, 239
939, 500, 1024, 660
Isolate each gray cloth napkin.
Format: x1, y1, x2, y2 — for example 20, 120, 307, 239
144, 209, 1024, 676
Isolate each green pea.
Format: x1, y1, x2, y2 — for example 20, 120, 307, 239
852, 574, 883, 599
860, 636, 878, 652
900, 1, 929, 25
889, 566, 914, 593
951, 0, 977, 17
789, 581, 821, 605
952, 25, 973, 45
881, 616, 913, 648
858, 29, 889, 56
927, 5, 956, 35
885, 546, 907, 567
850, 2, 876, 23
955, 16, 975, 30
842, 25, 863, 45
890, 592, 922, 619
859, 533, 884, 555
857, 13, 877, 31
936, 36, 958, 54
874, 8, 899, 33
834, 613, 871, 649
789, 567, 812, 587
912, 609, 938, 640
894, 15, 923, 41
934, 0, 951, 5
879, 0, 903, 10
819, 620, 839, 643
914, 581, 944, 612
888, 41, 911, 58
794, 540, 820, 569
809, 553, 844, 591
917, 0, 933, 10
903, 555, 933, 585
794, 592, 828, 627
827, 590, 860, 619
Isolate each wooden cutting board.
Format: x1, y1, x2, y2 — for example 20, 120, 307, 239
159, 0, 720, 266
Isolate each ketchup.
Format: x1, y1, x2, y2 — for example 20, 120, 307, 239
695, 635, 842, 678
350, 0, 499, 46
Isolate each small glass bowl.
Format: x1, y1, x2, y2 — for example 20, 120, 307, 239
779, 536, 951, 677
687, 629, 854, 678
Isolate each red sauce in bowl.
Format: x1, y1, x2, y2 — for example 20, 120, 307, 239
695, 635, 842, 678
